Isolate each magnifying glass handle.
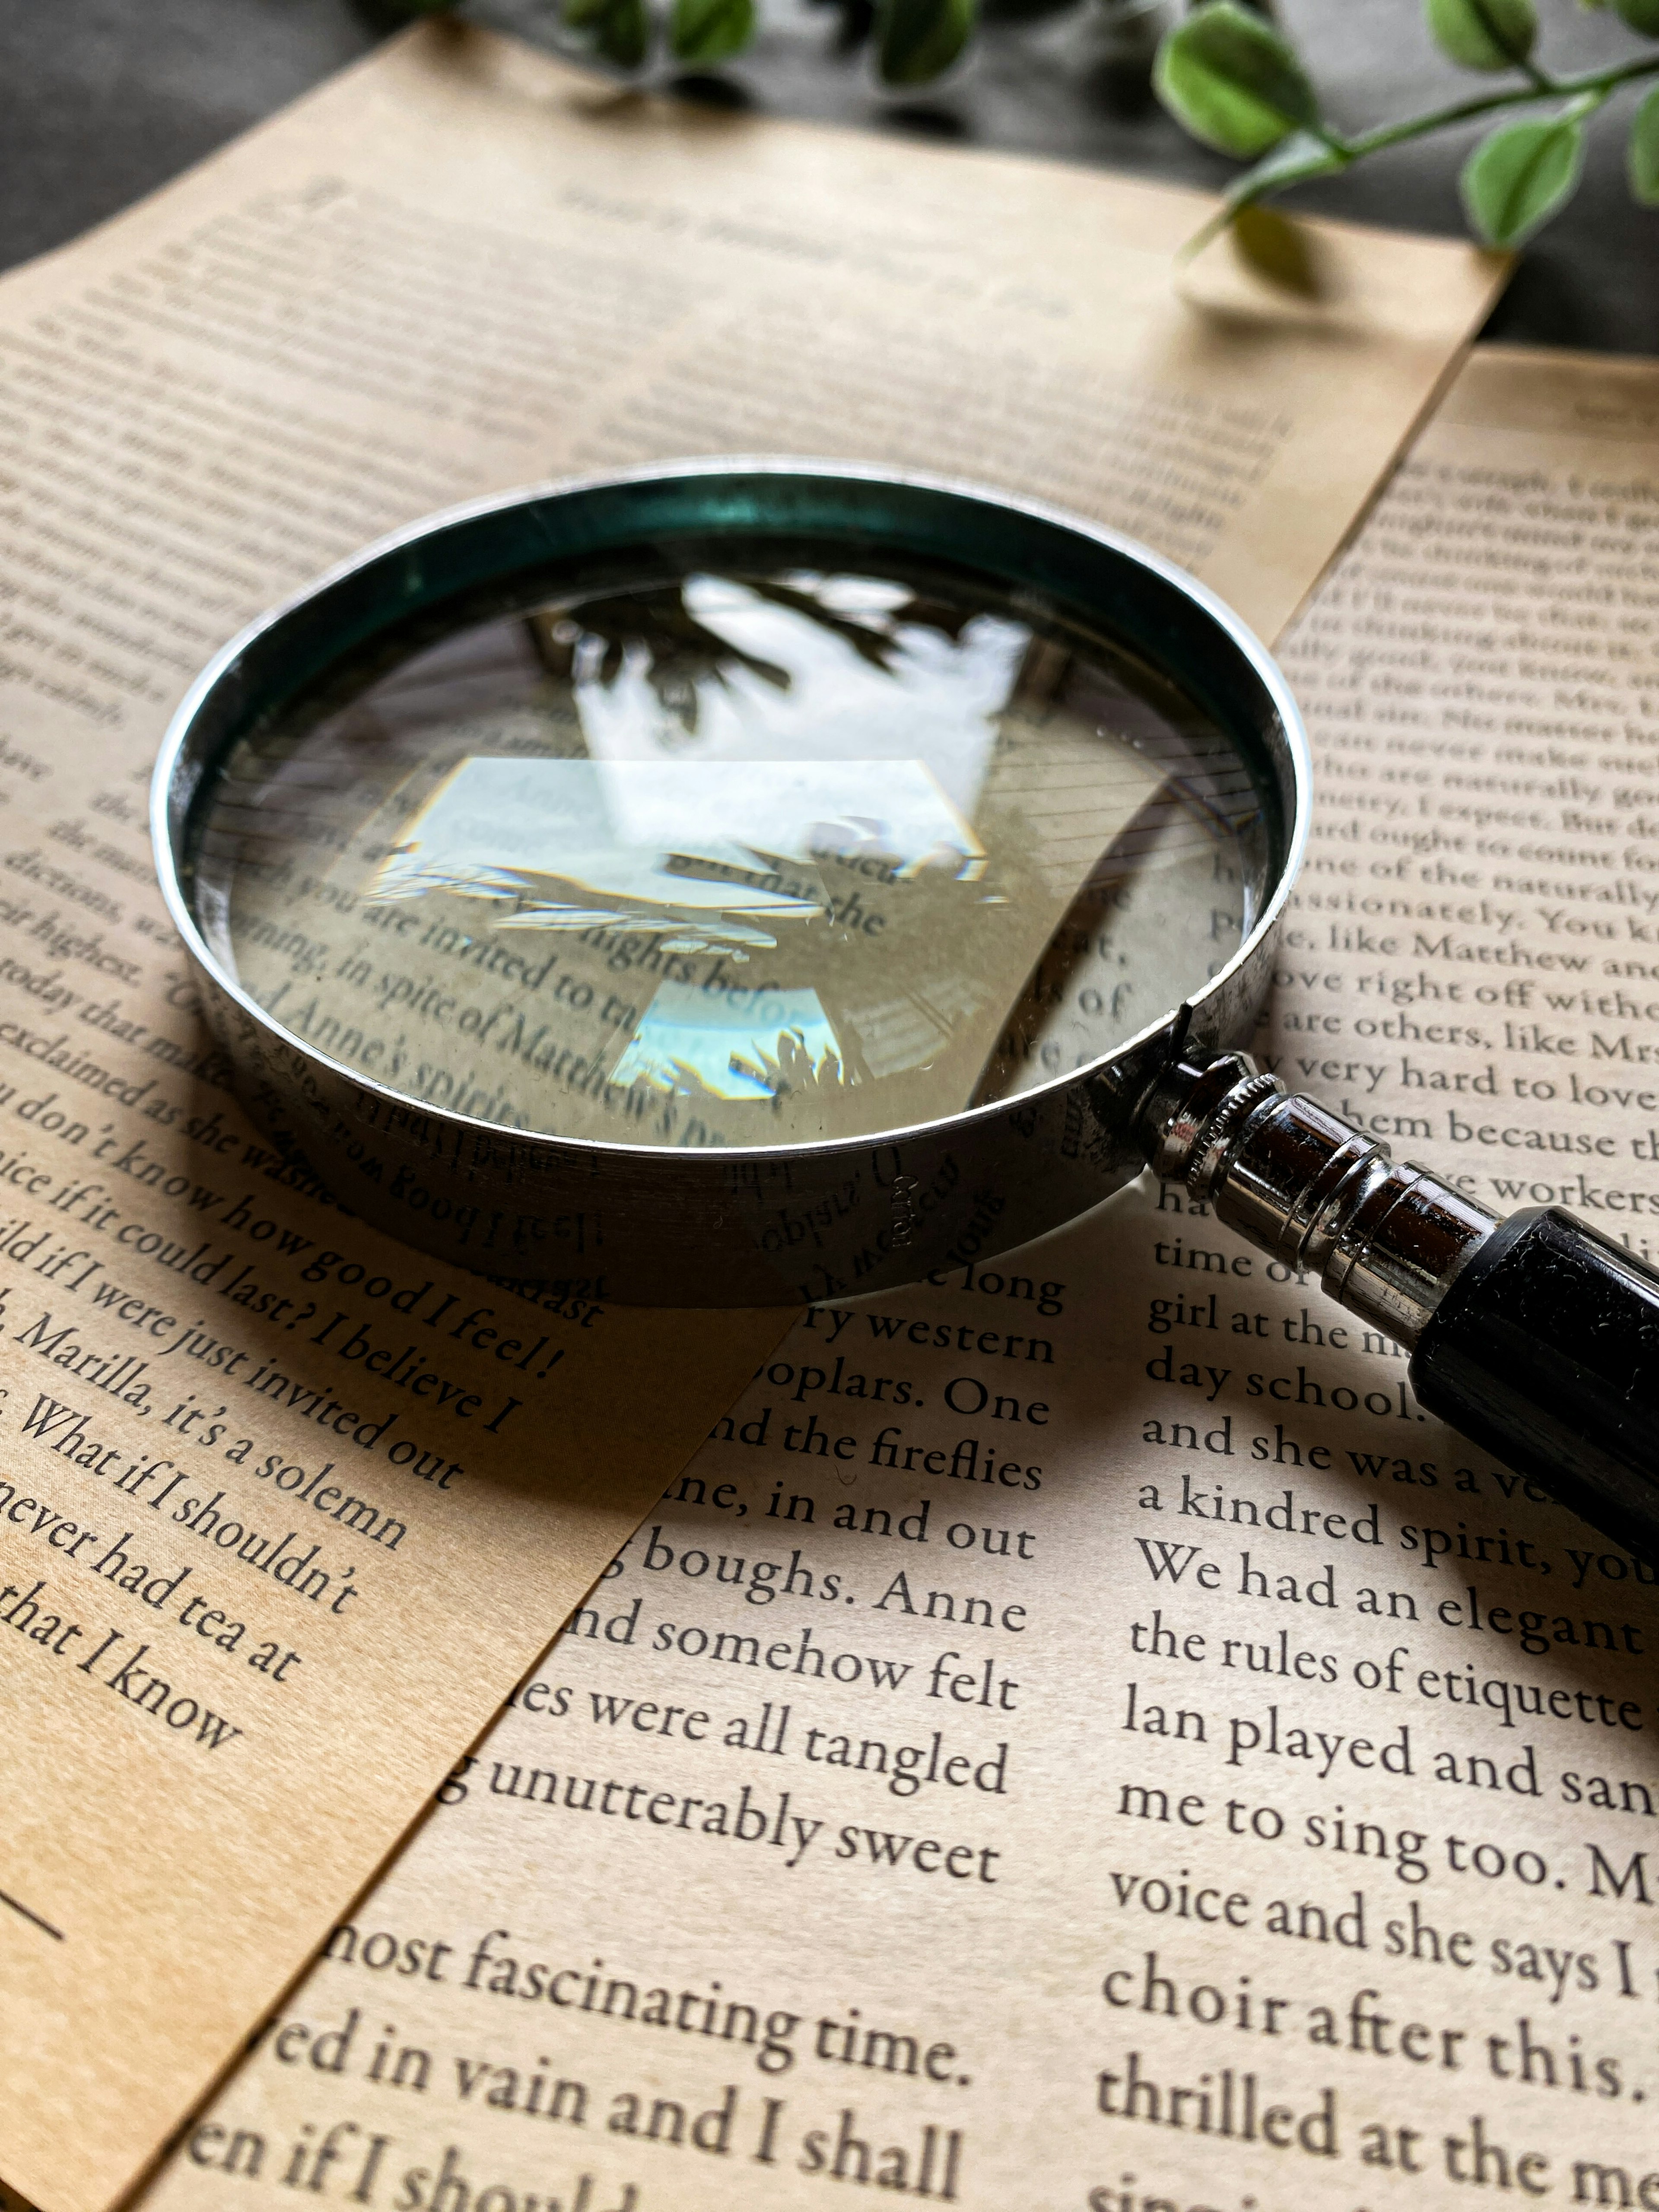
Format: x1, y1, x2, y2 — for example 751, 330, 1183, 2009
1143, 1054, 1659, 1567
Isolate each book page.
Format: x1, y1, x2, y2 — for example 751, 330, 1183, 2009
0, 25, 1507, 2211
130, 342, 1659, 2212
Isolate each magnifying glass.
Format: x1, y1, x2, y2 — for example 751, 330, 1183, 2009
152, 461, 1659, 1562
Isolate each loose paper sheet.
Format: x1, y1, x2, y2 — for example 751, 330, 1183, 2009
0, 23, 1505, 2211
127, 343, 1659, 2212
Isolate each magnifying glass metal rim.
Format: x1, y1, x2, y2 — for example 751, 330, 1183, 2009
153, 456, 1311, 1155
151, 457, 1313, 1302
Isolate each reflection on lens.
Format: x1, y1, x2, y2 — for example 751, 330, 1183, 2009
190, 547, 1271, 1150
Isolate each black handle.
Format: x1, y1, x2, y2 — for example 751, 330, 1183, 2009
1409, 1208, 1659, 1566
1143, 1055, 1659, 1567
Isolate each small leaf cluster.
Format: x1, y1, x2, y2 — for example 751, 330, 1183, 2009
395, 0, 976, 81
564, 0, 748, 69
1155, 0, 1659, 248
559, 0, 977, 81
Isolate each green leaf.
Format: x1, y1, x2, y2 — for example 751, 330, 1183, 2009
1614, 0, 1659, 33
1460, 113, 1585, 243
1154, 2, 1320, 158
1630, 84, 1659, 201
670, 0, 755, 63
874, 0, 977, 86
598, 0, 651, 67
1424, 0, 1537, 70
564, 0, 652, 65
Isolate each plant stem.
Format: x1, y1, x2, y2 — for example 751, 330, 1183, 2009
1199, 50, 1659, 246
1329, 53, 1659, 164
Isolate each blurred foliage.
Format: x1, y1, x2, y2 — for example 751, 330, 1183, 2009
472, 0, 982, 82
393, 0, 1659, 238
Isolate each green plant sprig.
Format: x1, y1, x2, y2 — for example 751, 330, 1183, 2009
1158, 0, 1659, 254
398, 0, 978, 86
556, 0, 978, 84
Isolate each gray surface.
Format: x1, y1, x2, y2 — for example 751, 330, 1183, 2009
2, 0, 1656, 353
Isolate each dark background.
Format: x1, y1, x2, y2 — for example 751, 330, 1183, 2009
4, 0, 1656, 353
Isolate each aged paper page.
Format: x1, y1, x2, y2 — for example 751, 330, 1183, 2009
0, 551, 794, 2210
0, 25, 1507, 2210
0, 25, 1505, 651
135, 342, 1659, 2212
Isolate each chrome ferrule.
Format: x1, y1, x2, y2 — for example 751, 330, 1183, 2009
1143, 1053, 1499, 1350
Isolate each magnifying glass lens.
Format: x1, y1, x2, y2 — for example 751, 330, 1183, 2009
191, 545, 1272, 1150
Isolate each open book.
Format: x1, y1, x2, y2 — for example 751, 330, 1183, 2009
129, 346, 1659, 2211
0, 20, 1517, 2212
